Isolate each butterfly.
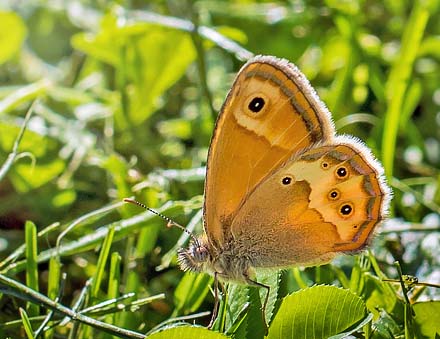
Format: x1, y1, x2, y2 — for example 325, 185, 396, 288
176, 55, 392, 327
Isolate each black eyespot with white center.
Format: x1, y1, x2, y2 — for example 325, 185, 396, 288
248, 97, 265, 113
340, 204, 352, 216
328, 189, 340, 200
336, 166, 347, 178
282, 176, 292, 185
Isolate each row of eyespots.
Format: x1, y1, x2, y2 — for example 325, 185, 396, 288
327, 188, 354, 217
319, 161, 353, 217
321, 161, 349, 179
281, 175, 354, 218
320, 161, 352, 216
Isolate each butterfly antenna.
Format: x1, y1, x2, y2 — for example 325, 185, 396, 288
123, 198, 199, 245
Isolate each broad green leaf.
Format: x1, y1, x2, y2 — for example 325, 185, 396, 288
71, 15, 123, 66
11, 158, 65, 192
413, 301, 440, 339
124, 25, 196, 124
72, 15, 197, 126
148, 326, 228, 339
362, 274, 398, 316
268, 285, 368, 339
329, 313, 373, 339
371, 309, 401, 339
246, 286, 266, 338
226, 283, 250, 331
225, 270, 280, 337
0, 122, 48, 156
258, 270, 281, 325
0, 122, 65, 192
0, 11, 27, 64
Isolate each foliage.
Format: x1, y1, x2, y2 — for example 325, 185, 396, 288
0, 0, 439, 338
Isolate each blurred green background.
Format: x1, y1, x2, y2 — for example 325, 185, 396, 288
0, 0, 439, 338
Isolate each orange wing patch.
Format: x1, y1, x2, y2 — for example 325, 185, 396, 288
290, 140, 389, 252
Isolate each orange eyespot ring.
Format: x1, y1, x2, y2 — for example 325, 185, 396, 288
339, 202, 354, 218
321, 161, 330, 169
328, 189, 340, 201
335, 166, 348, 179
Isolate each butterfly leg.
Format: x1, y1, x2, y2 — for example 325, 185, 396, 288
244, 275, 270, 333
208, 271, 220, 329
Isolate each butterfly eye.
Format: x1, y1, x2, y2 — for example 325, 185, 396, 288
321, 161, 329, 169
336, 166, 348, 178
339, 203, 354, 217
328, 189, 340, 200
248, 97, 265, 113
281, 176, 292, 185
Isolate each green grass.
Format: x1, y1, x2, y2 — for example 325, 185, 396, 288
1, 1, 440, 338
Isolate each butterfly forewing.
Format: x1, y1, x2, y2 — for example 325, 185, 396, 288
204, 56, 336, 248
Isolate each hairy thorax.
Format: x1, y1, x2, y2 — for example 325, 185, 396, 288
177, 235, 254, 284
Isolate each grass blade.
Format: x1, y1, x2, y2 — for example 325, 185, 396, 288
381, 0, 433, 178
25, 221, 39, 317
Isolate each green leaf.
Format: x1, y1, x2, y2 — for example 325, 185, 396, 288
148, 326, 228, 339
72, 15, 197, 126
11, 157, 65, 192
257, 270, 280, 325
328, 313, 373, 339
268, 285, 368, 339
224, 270, 280, 337
0, 121, 65, 192
362, 274, 398, 316
0, 11, 27, 64
124, 25, 196, 124
226, 283, 250, 332
413, 301, 440, 339
372, 309, 401, 339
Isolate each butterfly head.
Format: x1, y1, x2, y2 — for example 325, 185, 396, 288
177, 236, 212, 273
